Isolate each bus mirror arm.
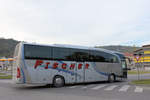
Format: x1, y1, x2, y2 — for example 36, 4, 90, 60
123, 68, 131, 70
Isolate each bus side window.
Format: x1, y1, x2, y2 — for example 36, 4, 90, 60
69, 49, 89, 62
53, 47, 70, 61
24, 44, 52, 60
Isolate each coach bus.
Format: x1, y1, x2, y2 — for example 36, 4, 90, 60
13, 42, 127, 87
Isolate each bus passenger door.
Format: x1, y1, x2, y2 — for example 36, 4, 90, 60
75, 62, 85, 83
122, 60, 127, 78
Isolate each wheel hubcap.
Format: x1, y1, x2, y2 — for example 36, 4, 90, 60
55, 78, 63, 85
110, 75, 114, 82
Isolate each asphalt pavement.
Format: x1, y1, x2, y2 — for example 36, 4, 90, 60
128, 73, 150, 81
0, 74, 150, 100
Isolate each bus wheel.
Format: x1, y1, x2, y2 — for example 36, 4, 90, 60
108, 74, 115, 83
53, 76, 65, 88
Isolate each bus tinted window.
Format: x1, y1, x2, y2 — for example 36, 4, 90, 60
71, 49, 89, 61
68, 49, 78, 60
24, 44, 52, 59
103, 52, 119, 63
115, 53, 125, 60
53, 47, 71, 60
24, 44, 119, 63
80, 50, 89, 61
89, 51, 105, 62
89, 51, 119, 63
106, 54, 119, 63
53, 48, 89, 61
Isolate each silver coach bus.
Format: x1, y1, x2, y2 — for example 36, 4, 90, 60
13, 42, 127, 87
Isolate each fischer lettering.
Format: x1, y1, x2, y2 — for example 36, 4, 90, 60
34, 60, 89, 70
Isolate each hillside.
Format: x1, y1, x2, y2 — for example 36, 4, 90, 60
0, 38, 19, 57
0, 38, 141, 58
96, 45, 140, 53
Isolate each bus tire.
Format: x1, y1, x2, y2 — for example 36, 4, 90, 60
53, 75, 65, 88
108, 74, 115, 83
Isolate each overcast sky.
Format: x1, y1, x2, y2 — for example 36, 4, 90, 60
0, 0, 150, 46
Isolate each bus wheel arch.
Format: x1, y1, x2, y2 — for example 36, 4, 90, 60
108, 73, 116, 83
53, 75, 65, 87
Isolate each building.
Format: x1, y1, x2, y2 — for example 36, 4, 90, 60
0, 58, 14, 71
134, 45, 150, 70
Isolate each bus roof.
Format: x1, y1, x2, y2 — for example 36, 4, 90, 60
21, 42, 117, 56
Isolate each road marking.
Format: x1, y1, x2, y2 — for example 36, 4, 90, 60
91, 85, 106, 90
104, 85, 118, 91
82, 86, 87, 89
68, 86, 78, 88
81, 85, 95, 89
118, 85, 130, 92
134, 86, 143, 93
